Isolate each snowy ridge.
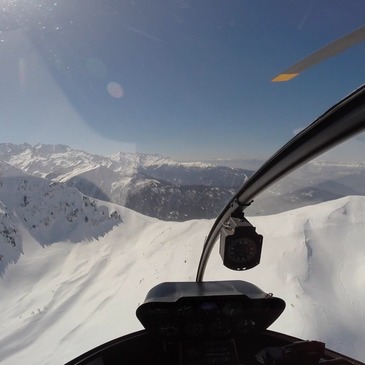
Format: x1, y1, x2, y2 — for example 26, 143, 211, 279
110, 151, 212, 168
0, 143, 241, 180
246, 157, 365, 216
311, 159, 365, 168
0, 161, 121, 275
0, 143, 250, 221
0, 201, 22, 272
0, 143, 104, 179
1, 195, 365, 364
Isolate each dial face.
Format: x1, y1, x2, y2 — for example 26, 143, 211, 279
227, 237, 257, 265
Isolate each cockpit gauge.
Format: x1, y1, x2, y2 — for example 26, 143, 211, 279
220, 216, 263, 270
227, 236, 258, 264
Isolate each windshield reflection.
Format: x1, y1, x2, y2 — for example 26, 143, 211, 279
202, 133, 365, 360
245, 131, 365, 216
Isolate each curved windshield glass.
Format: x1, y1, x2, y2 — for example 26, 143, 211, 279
204, 131, 365, 360
0, 1, 365, 364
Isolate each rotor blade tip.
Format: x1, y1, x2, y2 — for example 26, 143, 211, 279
272, 73, 299, 82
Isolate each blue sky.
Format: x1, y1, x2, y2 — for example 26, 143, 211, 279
1, 0, 365, 161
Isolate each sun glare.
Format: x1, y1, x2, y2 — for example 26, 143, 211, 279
107, 81, 124, 99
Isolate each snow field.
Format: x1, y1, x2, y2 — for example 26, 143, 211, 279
0, 196, 365, 364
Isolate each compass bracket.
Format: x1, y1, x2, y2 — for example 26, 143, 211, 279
219, 215, 263, 271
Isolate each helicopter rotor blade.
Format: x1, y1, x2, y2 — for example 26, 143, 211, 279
272, 25, 365, 82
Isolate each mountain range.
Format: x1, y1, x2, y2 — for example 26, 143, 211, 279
246, 158, 365, 215
2, 143, 365, 221
0, 143, 251, 221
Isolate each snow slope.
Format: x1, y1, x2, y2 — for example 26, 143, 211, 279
0, 161, 121, 275
1, 195, 365, 364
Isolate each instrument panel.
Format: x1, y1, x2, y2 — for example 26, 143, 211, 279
136, 281, 285, 341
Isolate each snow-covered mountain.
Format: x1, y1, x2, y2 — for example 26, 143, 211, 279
2, 143, 365, 220
1, 178, 365, 364
0, 161, 121, 275
0, 143, 251, 221
247, 158, 365, 216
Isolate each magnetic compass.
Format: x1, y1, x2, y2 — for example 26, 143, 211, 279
227, 236, 258, 265
220, 217, 263, 270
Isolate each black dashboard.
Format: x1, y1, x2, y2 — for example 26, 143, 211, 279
66, 281, 364, 365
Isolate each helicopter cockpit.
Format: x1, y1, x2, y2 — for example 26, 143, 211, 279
66, 80, 365, 365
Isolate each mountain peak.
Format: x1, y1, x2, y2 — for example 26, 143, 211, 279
0, 165, 122, 275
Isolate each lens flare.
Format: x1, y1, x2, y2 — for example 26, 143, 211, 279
107, 82, 124, 98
